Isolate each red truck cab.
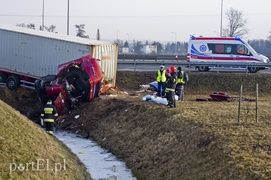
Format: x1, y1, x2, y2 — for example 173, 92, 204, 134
35, 55, 103, 115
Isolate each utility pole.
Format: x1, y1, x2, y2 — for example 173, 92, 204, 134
220, 0, 224, 37
171, 32, 177, 54
67, 0, 69, 35
42, 0, 44, 30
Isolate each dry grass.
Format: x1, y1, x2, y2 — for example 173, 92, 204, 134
1, 71, 271, 179
76, 95, 271, 180
0, 100, 92, 180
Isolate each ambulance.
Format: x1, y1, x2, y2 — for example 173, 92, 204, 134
187, 35, 270, 73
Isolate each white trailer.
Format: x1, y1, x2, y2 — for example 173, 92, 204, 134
0, 24, 118, 90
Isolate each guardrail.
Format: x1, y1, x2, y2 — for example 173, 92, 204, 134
117, 60, 271, 72
118, 54, 271, 61
118, 54, 186, 61
118, 60, 270, 67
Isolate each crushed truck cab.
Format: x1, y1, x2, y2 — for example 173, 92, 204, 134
35, 55, 103, 115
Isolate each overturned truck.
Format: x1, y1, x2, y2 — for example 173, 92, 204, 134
35, 55, 103, 114
0, 24, 118, 115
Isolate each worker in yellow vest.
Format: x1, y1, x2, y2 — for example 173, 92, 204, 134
156, 65, 167, 97
175, 66, 189, 101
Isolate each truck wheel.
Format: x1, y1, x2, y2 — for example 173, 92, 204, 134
198, 66, 208, 72
26, 110, 41, 125
0, 72, 7, 82
6, 75, 20, 90
41, 75, 57, 83
248, 67, 258, 73
34, 79, 43, 90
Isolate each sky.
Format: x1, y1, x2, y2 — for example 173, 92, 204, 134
0, 0, 271, 43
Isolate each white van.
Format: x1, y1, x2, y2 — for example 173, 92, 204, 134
187, 35, 270, 73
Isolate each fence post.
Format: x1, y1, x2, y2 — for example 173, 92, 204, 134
133, 60, 136, 71
256, 84, 259, 122
238, 85, 243, 123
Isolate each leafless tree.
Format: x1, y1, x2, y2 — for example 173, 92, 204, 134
223, 8, 248, 37
75, 24, 89, 38
267, 31, 271, 41
17, 23, 58, 33
44, 25, 57, 33
16, 23, 35, 29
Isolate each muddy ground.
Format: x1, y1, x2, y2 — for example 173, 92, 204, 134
1, 71, 271, 179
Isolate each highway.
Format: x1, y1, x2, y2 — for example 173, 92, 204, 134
117, 54, 271, 73
117, 62, 271, 74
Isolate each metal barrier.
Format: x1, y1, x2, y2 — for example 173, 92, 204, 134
118, 60, 271, 68
118, 54, 186, 61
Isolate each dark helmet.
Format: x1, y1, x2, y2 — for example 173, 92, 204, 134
170, 66, 177, 72
47, 100, 53, 104
177, 66, 182, 71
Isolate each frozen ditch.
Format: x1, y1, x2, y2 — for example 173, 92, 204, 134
55, 131, 136, 180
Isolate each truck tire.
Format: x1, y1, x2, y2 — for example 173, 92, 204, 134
198, 66, 209, 72
26, 110, 41, 125
34, 79, 43, 90
248, 67, 259, 73
6, 75, 20, 90
41, 75, 57, 83
0, 72, 7, 82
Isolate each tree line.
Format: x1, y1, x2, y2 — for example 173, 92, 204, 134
16, 7, 271, 55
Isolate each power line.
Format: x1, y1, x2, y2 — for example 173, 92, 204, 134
1, 12, 270, 19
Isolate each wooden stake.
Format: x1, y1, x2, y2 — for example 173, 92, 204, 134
256, 84, 259, 122
238, 85, 243, 123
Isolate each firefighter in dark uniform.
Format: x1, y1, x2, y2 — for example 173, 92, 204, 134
41, 100, 58, 135
156, 65, 167, 97
165, 66, 177, 108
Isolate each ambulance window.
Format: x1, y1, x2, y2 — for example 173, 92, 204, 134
236, 45, 248, 55
215, 45, 224, 53
225, 45, 232, 53
207, 44, 215, 52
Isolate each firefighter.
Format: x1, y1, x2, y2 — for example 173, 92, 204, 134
41, 100, 58, 135
175, 66, 188, 101
156, 65, 167, 97
165, 66, 177, 108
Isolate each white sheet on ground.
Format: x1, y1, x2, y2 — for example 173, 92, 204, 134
141, 95, 168, 105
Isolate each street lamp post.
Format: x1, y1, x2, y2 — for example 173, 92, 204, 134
220, 0, 223, 37
67, 0, 69, 35
171, 32, 177, 54
126, 33, 130, 53
42, 0, 44, 30
126, 33, 129, 43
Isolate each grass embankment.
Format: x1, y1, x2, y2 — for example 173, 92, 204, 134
0, 100, 91, 180
1, 71, 271, 179
58, 72, 271, 179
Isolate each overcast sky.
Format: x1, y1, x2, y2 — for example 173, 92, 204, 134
0, 0, 271, 43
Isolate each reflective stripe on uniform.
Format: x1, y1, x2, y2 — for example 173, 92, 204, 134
44, 107, 54, 114
165, 88, 175, 92
47, 131, 54, 135
44, 119, 55, 122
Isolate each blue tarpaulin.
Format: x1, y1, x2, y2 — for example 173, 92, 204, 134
149, 81, 159, 91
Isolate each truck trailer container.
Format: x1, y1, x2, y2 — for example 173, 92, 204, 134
0, 24, 118, 90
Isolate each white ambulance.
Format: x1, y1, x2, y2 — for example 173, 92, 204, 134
187, 35, 270, 73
